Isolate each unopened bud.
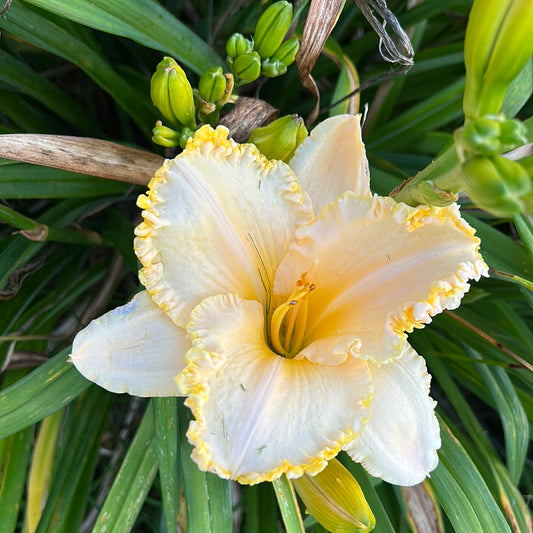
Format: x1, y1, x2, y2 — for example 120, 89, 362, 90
199, 67, 227, 103
232, 51, 262, 82
261, 58, 287, 78
463, 0, 533, 117
462, 154, 531, 216
253, 1, 292, 59
458, 116, 529, 159
152, 121, 181, 148
179, 128, 195, 149
226, 33, 253, 60
271, 37, 299, 66
248, 115, 308, 162
293, 459, 375, 533
151, 57, 196, 129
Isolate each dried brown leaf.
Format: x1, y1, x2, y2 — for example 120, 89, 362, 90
0, 135, 164, 185
296, 0, 344, 124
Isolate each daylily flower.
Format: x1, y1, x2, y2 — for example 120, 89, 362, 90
71, 114, 488, 486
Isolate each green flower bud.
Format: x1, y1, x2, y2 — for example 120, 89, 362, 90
199, 67, 227, 103
226, 33, 253, 60
461, 118, 502, 157
261, 58, 287, 78
152, 121, 181, 148
248, 115, 308, 162
271, 37, 300, 66
462, 154, 531, 216
499, 118, 528, 150
232, 51, 262, 82
179, 128, 195, 149
151, 57, 196, 129
463, 0, 533, 117
293, 459, 376, 533
457, 116, 529, 158
253, 1, 293, 59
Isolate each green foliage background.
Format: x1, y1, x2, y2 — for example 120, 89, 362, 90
0, 1, 531, 532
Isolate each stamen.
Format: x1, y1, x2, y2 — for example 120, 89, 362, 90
269, 262, 318, 358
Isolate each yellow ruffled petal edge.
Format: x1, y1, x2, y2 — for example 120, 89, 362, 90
134, 124, 313, 327
383, 199, 489, 337
176, 293, 372, 485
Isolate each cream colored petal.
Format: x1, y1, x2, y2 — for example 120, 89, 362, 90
134, 125, 313, 327
274, 193, 488, 363
71, 291, 188, 397
345, 343, 440, 486
178, 294, 372, 485
289, 114, 370, 213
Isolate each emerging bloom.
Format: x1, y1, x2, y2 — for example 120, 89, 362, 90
71, 115, 488, 486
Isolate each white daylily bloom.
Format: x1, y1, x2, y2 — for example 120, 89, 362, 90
71, 114, 488, 485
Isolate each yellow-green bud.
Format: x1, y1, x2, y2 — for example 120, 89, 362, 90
152, 121, 181, 148
261, 58, 287, 77
292, 459, 376, 533
253, 1, 293, 59
232, 51, 262, 82
226, 33, 253, 60
248, 115, 308, 162
151, 57, 196, 129
499, 118, 528, 150
272, 37, 299, 66
462, 154, 531, 216
199, 67, 227, 103
463, 0, 533, 117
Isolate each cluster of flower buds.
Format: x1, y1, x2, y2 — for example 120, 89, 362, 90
453, 115, 532, 216
226, 1, 299, 84
248, 115, 307, 162
150, 57, 233, 148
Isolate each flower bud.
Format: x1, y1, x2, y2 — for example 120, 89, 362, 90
462, 154, 531, 216
499, 119, 528, 150
292, 459, 375, 533
261, 58, 287, 78
248, 115, 308, 162
151, 57, 196, 129
271, 37, 300, 66
179, 128, 195, 149
460, 118, 502, 157
232, 51, 262, 82
152, 121, 181, 148
226, 33, 253, 60
463, 0, 533, 117
253, 1, 293, 59
199, 67, 227, 103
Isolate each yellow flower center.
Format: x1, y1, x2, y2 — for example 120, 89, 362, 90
269, 263, 317, 358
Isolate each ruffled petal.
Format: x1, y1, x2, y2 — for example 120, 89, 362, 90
344, 343, 440, 486
289, 114, 370, 213
134, 125, 313, 327
178, 294, 372, 485
274, 193, 488, 363
71, 291, 188, 397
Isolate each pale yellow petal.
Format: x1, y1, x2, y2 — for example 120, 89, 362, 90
289, 114, 370, 213
274, 193, 488, 363
134, 125, 313, 327
178, 294, 372, 485
71, 291, 188, 397
345, 343, 440, 486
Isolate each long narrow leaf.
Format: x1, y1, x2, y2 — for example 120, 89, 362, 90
21, 0, 223, 74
